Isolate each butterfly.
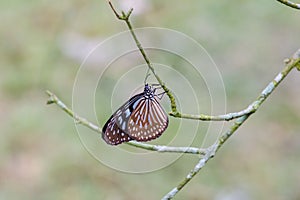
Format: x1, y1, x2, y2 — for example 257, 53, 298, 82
102, 84, 169, 145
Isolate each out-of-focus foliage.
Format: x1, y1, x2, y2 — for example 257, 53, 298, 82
1, 0, 300, 199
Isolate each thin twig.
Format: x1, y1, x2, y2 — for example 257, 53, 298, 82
46, 91, 101, 132
46, 90, 205, 155
127, 141, 206, 155
276, 0, 300, 9
108, 1, 178, 113
169, 105, 255, 121
109, 1, 296, 122
162, 50, 300, 199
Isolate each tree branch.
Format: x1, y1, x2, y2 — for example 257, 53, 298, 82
276, 0, 300, 9
47, 2, 300, 199
127, 141, 206, 155
47, 1, 300, 198
108, 1, 179, 115
46, 90, 206, 155
107, 1, 300, 123
162, 49, 300, 199
169, 105, 254, 121
107, 3, 300, 197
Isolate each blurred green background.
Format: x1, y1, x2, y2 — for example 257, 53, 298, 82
1, 0, 300, 199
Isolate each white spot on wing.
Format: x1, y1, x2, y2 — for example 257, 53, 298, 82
122, 122, 126, 130
132, 99, 141, 109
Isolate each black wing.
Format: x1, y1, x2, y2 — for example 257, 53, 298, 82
102, 92, 144, 145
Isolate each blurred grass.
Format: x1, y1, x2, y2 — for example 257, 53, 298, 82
1, 0, 300, 199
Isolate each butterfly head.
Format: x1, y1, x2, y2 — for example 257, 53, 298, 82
144, 83, 155, 97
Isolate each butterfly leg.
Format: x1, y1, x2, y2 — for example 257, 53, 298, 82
150, 83, 164, 91
155, 91, 166, 100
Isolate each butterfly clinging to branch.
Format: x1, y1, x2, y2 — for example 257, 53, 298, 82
102, 84, 168, 145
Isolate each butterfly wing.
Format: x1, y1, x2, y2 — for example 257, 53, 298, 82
127, 97, 168, 142
102, 93, 144, 145
102, 115, 133, 145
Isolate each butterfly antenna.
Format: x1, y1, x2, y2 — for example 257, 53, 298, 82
144, 68, 151, 84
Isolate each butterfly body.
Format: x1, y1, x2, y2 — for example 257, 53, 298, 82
102, 84, 168, 145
